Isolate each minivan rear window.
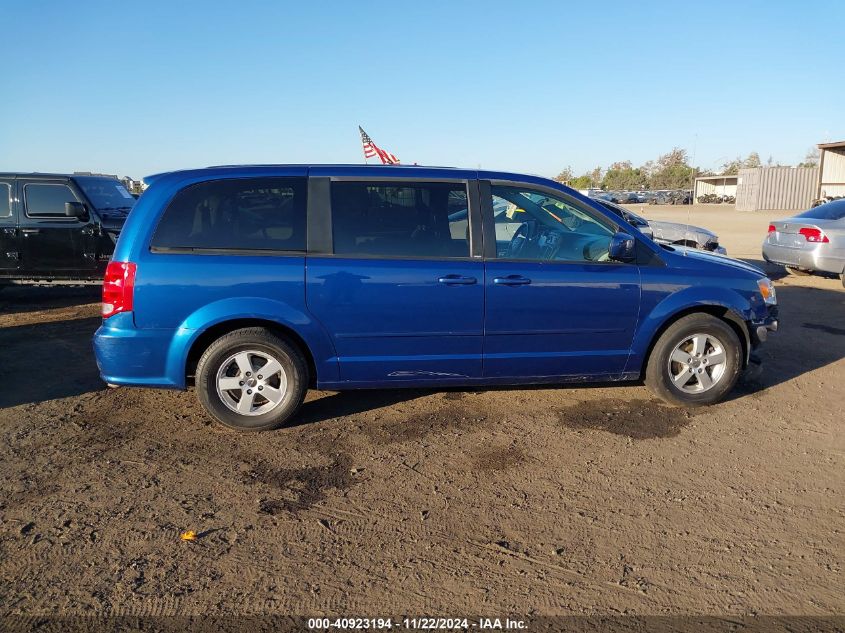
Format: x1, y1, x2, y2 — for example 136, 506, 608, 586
151, 178, 306, 252
331, 181, 470, 258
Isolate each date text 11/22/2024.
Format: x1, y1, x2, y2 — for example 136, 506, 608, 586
307, 617, 528, 630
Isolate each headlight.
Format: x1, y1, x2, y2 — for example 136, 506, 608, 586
757, 277, 777, 305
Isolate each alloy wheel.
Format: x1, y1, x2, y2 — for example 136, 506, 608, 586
666, 333, 728, 394
215, 350, 288, 416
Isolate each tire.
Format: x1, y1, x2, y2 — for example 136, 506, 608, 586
841, 272, 845, 289
785, 266, 812, 276
645, 314, 742, 407
195, 327, 308, 431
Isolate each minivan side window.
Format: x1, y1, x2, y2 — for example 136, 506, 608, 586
151, 178, 306, 252
331, 181, 470, 258
0, 183, 10, 218
491, 185, 615, 262
24, 183, 80, 218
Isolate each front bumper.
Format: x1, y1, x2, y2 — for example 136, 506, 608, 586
743, 307, 778, 379
750, 306, 779, 347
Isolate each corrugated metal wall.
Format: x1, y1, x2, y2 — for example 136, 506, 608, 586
735, 169, 760, 211
819, 148, 845, 198
735, 167, 818, 211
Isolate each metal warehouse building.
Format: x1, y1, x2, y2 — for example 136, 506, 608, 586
817, 140, 845, 199
735, 166, 818, 212
693, 175, 737, 201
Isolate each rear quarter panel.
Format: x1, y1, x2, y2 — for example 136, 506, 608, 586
130, 253, 338, 387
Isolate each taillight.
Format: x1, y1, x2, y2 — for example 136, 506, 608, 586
798, 227, 829, 243
767, 224, 776, 234
102, 261, 137, 318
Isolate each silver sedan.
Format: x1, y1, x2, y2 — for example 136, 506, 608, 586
762, 199, 845, 285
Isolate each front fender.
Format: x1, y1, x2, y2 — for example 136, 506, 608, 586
627, 284, 755, 374
164, 297, 339, 388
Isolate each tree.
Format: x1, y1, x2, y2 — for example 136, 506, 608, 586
658, 148, 689, 169
602, 161, 648, 190
721, 158, 742, 175
650, 148, 697, 189
590, 166, 603, 188
554, 166, 574, 184
798, 147, 820, 168
744, 152, 761, 168
568, 174, 593, 190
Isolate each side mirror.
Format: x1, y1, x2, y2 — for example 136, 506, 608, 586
608, 231, 636, 263
64, 201, 86, 218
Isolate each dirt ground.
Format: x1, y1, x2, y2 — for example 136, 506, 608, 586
1, 206, 843, 618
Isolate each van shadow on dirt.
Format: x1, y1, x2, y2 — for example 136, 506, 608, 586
0, 316, 104, 408
736, 260, 845, 392
751, 283, 845, 387
0, 285, 100, 316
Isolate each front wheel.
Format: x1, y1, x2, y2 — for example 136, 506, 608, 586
645, 314, 742, 407
196, 327, 308, 431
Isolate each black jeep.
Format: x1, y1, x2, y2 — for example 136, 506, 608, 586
0, 173, 133, 283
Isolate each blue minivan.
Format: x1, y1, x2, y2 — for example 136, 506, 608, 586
93, 165, 778, 431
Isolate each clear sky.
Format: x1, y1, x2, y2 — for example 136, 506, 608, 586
2, 1, 843, 180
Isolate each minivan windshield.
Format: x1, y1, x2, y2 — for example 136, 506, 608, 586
74, 176, 136, 214
796, 199, 845, 221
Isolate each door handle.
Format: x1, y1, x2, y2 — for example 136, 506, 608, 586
493, 275, 531, 286
21, 229, 40, 235
438, 275, 477, 285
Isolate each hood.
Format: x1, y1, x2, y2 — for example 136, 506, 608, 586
97, 215, 127, 232
668, 246, 764, 277
649, 220, 716, 241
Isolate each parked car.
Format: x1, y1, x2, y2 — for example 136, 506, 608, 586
650, 190, 691, 205
762, 199, 845, 286
595, 199, 727, 254
0, 173, 134, 283
586, 189, 613, 202
93, 165, 779, 431
625, 191, 648, 204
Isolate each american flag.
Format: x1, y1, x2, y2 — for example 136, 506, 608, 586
359, 126, 400, 165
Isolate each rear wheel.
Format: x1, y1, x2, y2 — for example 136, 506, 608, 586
196, 327, 308, 431
645, 314, 742, 407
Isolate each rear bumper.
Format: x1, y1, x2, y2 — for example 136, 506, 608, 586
762, 241, 844, 274
93, 313, 180, 388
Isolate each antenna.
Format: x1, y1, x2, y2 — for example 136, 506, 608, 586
686, 134, 698, 257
